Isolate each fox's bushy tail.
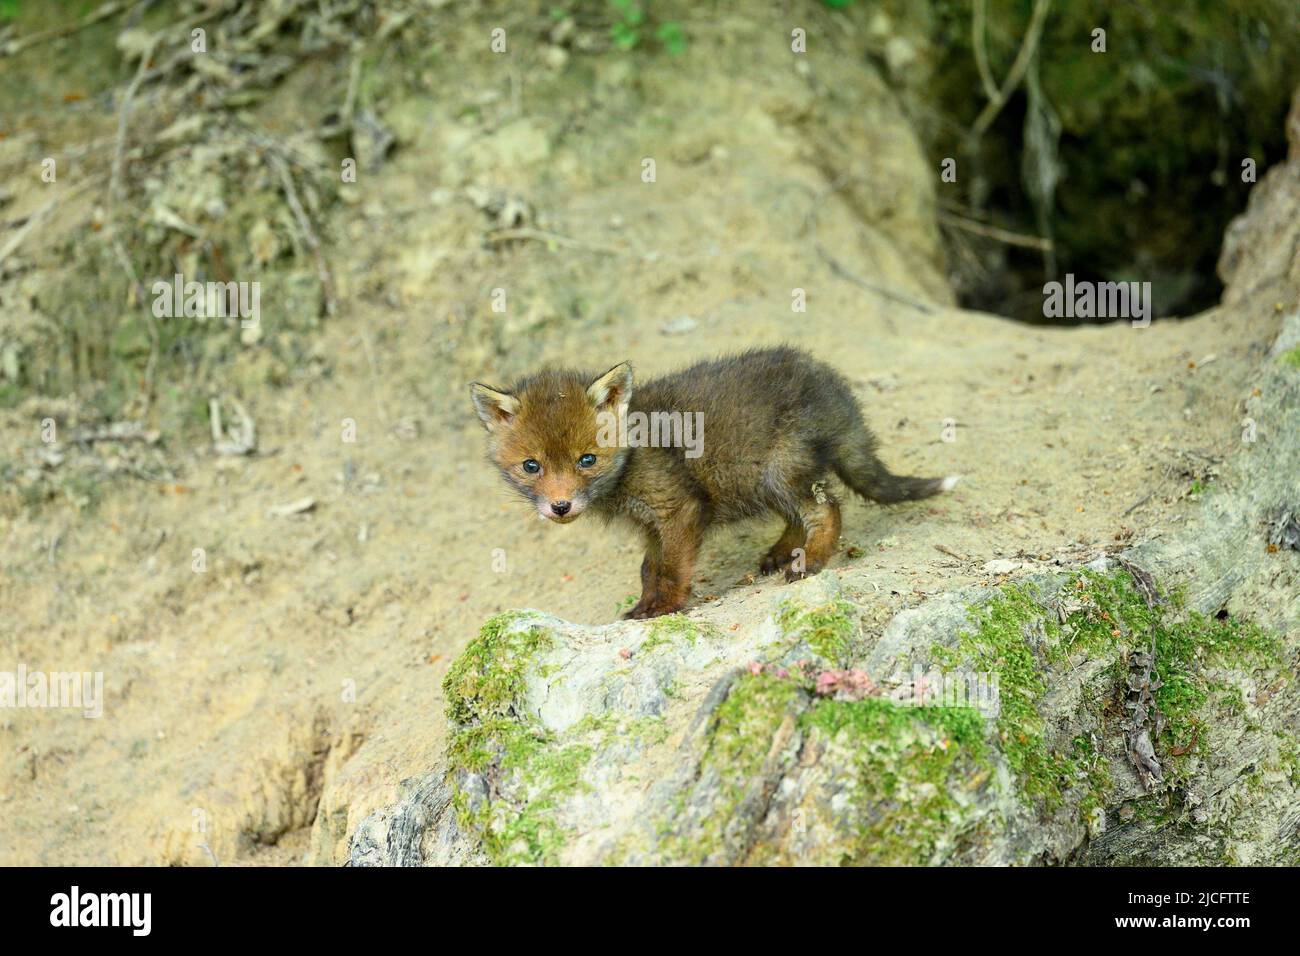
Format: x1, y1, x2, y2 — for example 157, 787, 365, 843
834, 436, 960, 504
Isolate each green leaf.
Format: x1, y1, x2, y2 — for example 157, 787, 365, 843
611, 22, 639, 51
656, 21, 686, 56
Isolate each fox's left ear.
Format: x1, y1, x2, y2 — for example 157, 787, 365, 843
586, 362, 633, 410
470, 382, 520, 432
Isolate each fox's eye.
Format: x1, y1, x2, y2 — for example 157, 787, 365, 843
522, 459, 541, 474
577, 453, 597, 469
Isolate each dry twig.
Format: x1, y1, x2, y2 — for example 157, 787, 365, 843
269, 153, 338, 318
0, 0, 134, 58
969, 0, 1053, 141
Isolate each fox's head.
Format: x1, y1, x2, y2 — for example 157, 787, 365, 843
470, 362, 633, 523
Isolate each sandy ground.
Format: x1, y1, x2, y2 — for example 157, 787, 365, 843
0, 5, 1283, 865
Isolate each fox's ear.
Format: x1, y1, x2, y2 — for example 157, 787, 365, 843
470, 382, 519, 432
586, 362, 633, 410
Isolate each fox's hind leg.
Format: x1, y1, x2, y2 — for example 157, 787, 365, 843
760, 520, 806, 575
784, 492, 842, 582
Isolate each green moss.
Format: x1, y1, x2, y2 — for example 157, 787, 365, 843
442, 612, 551, 725
443, 612, 586, 865
801, 695, 987, 757
705, 672, 804, 780
449, 715, 593, 865
1281, 738, 1300, 791
943, 581, 1066, 805
640, 612, 713, 652
941, 571, 1179, 806
442, 612, 683, 865
777, 597, 858, 665
944, 568, 1286, 812
444, 575, 1286, 865
798, 696, 993, 865
1151, 609, 1283, 785
660, 671, 804, 864
665, 670, 994, 866
1280, 345, 1300, 369
1071, 733, 1112, 820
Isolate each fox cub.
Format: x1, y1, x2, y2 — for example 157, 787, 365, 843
471, 346, 958, 619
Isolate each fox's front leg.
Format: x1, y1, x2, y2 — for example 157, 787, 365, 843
624, 505, 702, 619
626, 547, 665, 619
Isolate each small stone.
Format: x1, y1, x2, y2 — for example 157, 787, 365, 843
982, 559, 1021, 575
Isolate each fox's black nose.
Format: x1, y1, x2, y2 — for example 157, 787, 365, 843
551, 500, 571, 516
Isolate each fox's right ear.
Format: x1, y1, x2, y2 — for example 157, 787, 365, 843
470, 383, 520, 432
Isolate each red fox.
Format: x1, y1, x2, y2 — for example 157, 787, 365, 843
471, 346, 959, 619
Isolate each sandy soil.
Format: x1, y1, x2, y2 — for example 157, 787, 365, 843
0, 4, 1282, 865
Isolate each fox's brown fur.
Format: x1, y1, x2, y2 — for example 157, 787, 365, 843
471, 346, 958, 619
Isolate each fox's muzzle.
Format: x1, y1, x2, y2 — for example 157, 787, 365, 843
538, 498, 585, 523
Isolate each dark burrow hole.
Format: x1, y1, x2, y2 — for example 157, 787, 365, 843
918, 1, 1298, 326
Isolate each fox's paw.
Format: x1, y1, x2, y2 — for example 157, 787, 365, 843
760, 543, 803, 575
623, 599, 686, 620
784, 561, 825, 583
624, 606, 673, 620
